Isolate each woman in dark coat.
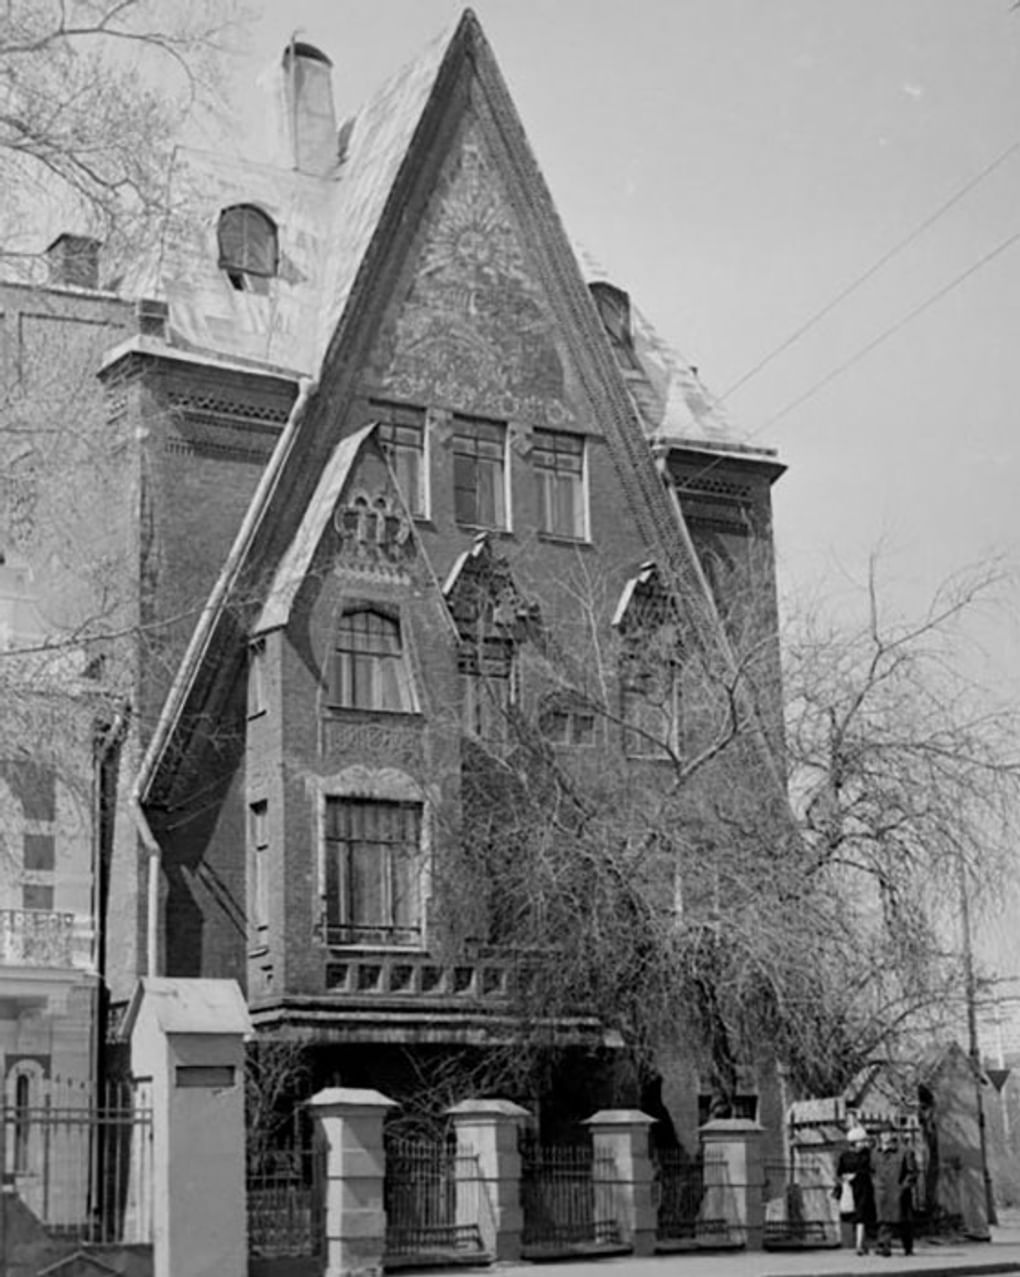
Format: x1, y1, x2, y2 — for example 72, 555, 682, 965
836, 1125, 876, 1255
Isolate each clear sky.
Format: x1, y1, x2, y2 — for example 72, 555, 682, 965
227, 0, 1020, 653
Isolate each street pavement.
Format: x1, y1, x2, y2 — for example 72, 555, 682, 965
498, 1217, 1020, 1277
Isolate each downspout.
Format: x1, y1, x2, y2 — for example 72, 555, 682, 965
129, 374, 317, 979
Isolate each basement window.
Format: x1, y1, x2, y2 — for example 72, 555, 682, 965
217, 205, 278, 293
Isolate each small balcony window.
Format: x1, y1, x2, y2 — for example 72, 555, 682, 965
374, 401, 427, 518
217, 205, 278, 293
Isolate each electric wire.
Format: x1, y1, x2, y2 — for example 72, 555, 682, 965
756, 225, 1020, 434
715, 135, 1020, 405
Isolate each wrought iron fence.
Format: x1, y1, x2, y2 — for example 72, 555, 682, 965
763, 1154, 840, 1249
0, 1082, 153, 1245
653, 1149, 733, 1246
519, 1136, 621, 1252
384, 1135, 489, 1258
247, 1140, 324, 1260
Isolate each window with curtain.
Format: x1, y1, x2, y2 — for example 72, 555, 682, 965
453, 416, 507, 528
329, 610, 415, 712
324, 798, 422, 945
217, 205, 278, 292
533, 429, 586, 539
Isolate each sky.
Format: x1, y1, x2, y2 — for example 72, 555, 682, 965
220, 1, 1020, 978
222, 0, 1020, 658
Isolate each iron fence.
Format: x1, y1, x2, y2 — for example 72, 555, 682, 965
247, 1140, 325, 1259
519, 1136, 621, 1253
763, 1154, 840, 1249
653, 1148, 734, 1246
0, 1082, 153, 1246
384, 1135, 489, 1258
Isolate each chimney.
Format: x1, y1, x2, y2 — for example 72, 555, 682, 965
280, 41, 338, 176
46, 234, 101, 290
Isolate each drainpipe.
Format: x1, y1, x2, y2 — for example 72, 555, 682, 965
130, 781, 162, 978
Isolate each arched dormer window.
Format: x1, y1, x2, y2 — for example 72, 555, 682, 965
589, 281, 641, 371
328, 609, 416, 713
217, 205, 278, 293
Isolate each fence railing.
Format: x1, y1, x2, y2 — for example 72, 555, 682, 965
384, 1135, 488, 1257
653, 1149, 734, 1246
247, 1142, 324, 1260
0, 1085, 153, 1245
519, 1138, 621, 1252
763, 1155, 840, 1249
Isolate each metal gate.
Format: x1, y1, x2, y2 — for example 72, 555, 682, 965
247, 1136, 325, 1263
519, 1135, 622, 1255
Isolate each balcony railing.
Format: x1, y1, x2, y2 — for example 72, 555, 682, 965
0, 909, 90, 970
325, 950, 512, 1001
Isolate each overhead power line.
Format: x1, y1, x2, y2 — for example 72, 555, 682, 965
716, 135, 1020, 405
757, 227, 1020, 434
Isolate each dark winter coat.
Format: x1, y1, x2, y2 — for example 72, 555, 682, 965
836, 1146, 876, 1226
873, 1147, 918, 1223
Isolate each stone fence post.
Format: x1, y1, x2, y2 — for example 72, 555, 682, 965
700, 1118, 765, 1250
447, 1098, 530, 1260
308, 1087, 396, 1277
584, 1109, 657, 1255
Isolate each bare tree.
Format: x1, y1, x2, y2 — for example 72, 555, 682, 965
1, 0, 243, 271
433, 546, 1020, 1110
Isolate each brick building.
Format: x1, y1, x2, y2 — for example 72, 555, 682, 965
1, 11, 786, 1139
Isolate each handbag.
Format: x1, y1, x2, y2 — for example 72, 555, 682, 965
839, 1176, 855, 1214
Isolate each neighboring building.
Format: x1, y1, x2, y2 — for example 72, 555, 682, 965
1, 11, 786, 1142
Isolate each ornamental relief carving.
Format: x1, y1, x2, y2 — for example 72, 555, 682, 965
371, 123, 575, 428
319, 719, 425, 771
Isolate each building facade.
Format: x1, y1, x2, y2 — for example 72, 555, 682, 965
1, 11, 786, 1143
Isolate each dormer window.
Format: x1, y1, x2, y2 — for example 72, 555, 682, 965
217, 205, 278, 293
589, 282, 641, 371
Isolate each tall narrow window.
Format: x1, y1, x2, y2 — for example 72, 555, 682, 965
14, 1073, 31, 1173
324, 799, 422, 945
217, 205, 278, 293
329, 610, 415, 712
459, 637, 514, 742
533, 429, 586, 539
374, 402, 427, 518
248, 641, 267, 718
250, 801, 269, 933
453, 416, 507, 529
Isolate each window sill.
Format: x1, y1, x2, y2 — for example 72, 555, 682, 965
454, 522, 514, 539
322, 707, 423, 726
537, 531, 592, 548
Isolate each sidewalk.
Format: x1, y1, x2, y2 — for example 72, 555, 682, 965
498, 1220, 1020, 1277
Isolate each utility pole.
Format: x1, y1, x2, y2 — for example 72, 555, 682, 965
958, 850, 997, 1232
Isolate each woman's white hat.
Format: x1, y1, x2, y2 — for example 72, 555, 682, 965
847, 1125, 869, 1144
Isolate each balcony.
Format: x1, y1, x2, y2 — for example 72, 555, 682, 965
0, 909, 91, 971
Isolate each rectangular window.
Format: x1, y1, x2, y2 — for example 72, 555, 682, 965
458, 638, 514, 742
541, 705, 597, 747
375, 401, 427, 518
250, 801, 269, 932
247, 641, 266, 718
324, 799, 422, 946
329, 610, 415, 712
622, 660, 680, 759
453, 416, 507, 529
533, 429, 586, 539
22, 883, 54, 911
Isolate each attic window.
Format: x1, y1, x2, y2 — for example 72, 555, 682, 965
589, 282, 641, 371
217, 205, 278, 293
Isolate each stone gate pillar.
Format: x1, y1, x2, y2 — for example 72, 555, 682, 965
125, 977, 251, 1277
700, 1118, 765, 1250
447, 1098, 530, 1260
308, 1086, 395, 1277
584, 1109, 657, 1255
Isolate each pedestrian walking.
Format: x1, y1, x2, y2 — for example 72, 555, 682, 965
835, 1123, 876, 1255
873, 1127, 918, 1256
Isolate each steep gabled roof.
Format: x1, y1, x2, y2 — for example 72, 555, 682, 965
138, 9, 786, 810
